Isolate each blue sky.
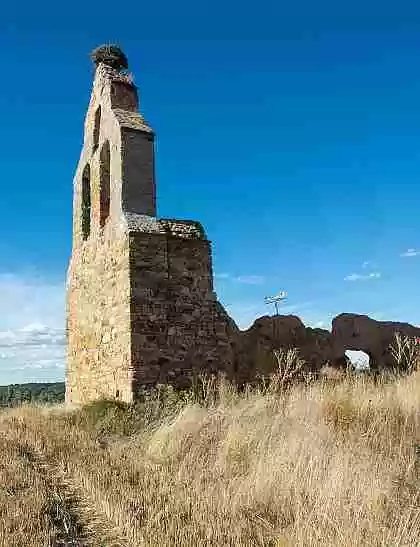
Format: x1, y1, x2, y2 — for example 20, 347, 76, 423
2, 0, 420, 383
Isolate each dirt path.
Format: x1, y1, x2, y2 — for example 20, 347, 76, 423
0, 431, 131, 547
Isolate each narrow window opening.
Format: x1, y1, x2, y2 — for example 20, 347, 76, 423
115, 390, 120, 399
93, 106, 101, 151
81, 164, 91, 240
99, 140, 111, 228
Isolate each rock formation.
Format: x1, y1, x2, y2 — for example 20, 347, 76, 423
231, 315, 340, 384
230, 312, 420, 380
331, 313, 420, 370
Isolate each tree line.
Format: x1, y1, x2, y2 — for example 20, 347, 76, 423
0, 382, 65, 406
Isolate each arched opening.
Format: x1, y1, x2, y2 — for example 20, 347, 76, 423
99, 140, 111, 228
81, 164, 91, 240
345, 349, 370, 370
93, 106, 101, 150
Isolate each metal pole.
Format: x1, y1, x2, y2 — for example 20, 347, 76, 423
264, 292, 287, 349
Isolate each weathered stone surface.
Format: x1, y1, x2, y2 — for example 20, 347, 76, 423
66, 47, 235, 404
230, 312, 420, 378
129, 231, 235, 391
230, 315, 339, 383
331, 313, 420, 370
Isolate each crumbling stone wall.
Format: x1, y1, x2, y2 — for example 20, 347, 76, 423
129, 220, 235, 391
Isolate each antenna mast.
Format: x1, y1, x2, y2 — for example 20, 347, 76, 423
264, 291, 287, 315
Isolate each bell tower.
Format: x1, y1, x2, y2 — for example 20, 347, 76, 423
72, 44, 156, 252
66, 45, 234, 404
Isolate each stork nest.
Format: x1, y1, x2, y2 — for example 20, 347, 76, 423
90, 44, 128, 71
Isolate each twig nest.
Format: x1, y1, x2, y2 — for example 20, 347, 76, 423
90, 44, 129, 71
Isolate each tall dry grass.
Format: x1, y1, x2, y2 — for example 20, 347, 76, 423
0, 434, 56, 546
0, 361, 419, 546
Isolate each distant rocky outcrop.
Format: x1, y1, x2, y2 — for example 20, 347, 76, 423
231, 315, 342, 383
331, 313, 420, 370
231, 312, 420, 381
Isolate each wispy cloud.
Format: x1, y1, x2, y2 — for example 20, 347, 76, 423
235, 275, 265, 285
344, 272, 381, 282
0, 273, 65, 384
214, 272, 231, 280
215, 273, 265, 285
400, 248, 420, 257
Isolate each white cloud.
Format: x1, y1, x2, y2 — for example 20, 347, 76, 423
400, 248, 420, 257
362, 261, 371, 269
235, 275, 265, 285
0, 273, 65, 384
344, 272, 381, 281
214, 272, 231, 280
215, 273, 266, 285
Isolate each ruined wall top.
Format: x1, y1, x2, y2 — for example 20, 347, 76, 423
125, 213, 207, 239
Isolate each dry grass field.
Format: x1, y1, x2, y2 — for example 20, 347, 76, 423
0, 358, 419, 546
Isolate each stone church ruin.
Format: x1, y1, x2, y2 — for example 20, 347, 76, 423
65, 46, 420, 404
66, 45, 236, 404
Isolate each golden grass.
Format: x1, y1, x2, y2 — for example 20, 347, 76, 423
0, 434, 54, 546
0, 370, 419, 546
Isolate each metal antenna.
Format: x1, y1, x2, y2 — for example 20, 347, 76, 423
264, 291, 287, 316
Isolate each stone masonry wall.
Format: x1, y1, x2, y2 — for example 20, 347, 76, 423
66, 230, 132, 404
66, 58, 142, 405
66, 49, 236, 404
129, 221, 235, 392
121, 128, 156, 216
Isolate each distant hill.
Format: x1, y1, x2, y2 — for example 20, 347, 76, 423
0, 382, 65, 407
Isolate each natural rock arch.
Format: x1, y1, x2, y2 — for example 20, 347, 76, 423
345, 349, 371, 370
332, 313, 420, 371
